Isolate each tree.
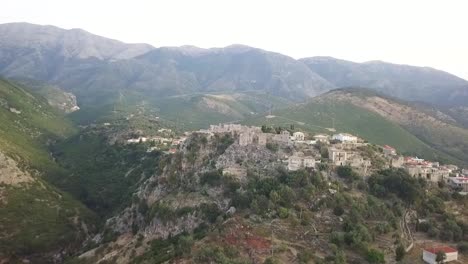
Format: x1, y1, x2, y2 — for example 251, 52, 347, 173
395, 244, 405, 261
435, 251, 446, 264
337, 166, 359, 182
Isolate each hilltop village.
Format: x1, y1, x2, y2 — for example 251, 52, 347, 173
127, 123, 468, 194
104, 122, 468, 264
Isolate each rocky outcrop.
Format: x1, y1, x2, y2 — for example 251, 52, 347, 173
0, 152, 34, 185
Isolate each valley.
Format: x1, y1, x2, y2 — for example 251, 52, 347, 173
0, 22, 467, 264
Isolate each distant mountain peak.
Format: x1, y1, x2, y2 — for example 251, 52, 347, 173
0, 22, 154, 60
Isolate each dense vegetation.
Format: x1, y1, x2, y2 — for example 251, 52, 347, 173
52, 129, 163, 217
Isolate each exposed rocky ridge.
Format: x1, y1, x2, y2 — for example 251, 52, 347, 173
83, 134, 235, 263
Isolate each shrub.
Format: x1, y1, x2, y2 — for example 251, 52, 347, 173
458, 242, 468, 253
278, 207, 289, 219
395, 244, 405, 261
333, 206, 345, 216
366, 248, 385, 263
266, 143, 279, 152
337, 166, 359, 182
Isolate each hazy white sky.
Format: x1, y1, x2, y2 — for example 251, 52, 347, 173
1, 0, 468, 79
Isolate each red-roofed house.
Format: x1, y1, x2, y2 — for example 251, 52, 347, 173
383, 145, 397, 156
423, 246, 458, 263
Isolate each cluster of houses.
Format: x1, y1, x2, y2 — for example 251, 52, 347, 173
125, 128, 187, 154
380, 146, 468, 192
128, 123, 468, 194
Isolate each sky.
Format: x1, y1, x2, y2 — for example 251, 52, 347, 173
1, 0, 468, 80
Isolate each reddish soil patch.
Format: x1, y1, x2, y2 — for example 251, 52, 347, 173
222, 218, 271, 253
245, 235, 271, 251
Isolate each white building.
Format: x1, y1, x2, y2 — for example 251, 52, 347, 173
292, 132, 305, 141
127, 137, 147, 143
422, 246, 458, 264
313, 134, 329, 143
332, 133, 358, 143
448, 177, 468, 193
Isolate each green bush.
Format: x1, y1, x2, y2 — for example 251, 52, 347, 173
366, 248, 385, 263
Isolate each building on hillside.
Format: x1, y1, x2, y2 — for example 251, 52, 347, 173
257, 133, 267, 146
332, 133, 358, 143
239, 131, 268, 146
303, 156, 316, 168
287, 154, 315, 171
463, 169, 468, 176
328, 147, 348, 166
287, 156, 303, 171
208, 123, 262, 134
127, 137, 147, 143
158, 128, 172, 133
445, 164, 459, 172
448, 177, 468, 193
383, 145, 397, 156
390, 156, 404, 168
292, 132, 305, 141
272, 130, 291, 144
313, 134, 329, 143
404, 163, 450, 183
422, 246, 458, 264
239, 131, 255, 146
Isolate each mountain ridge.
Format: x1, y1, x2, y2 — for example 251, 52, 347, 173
1, 22, 468, 112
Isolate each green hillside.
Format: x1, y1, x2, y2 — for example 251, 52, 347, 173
245, 100, 458, 164
70, 90, 292, 130
0, 78, 76, 171
0, 78, 97, 260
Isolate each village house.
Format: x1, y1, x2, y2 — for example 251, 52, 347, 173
150, 136, 173, 144
383, 145, 397, 156
389, 155, 404, 168
448, 177, 468, 193
422, 246, 458, 264
209, 123, 244, 133
239, 131, 255, 146
332, 133, 358, 143
313, 134, 329, 143
292, 131, 305, 141
404, 161, 450, 183
287, 152, 315, 171
257, 133, 267, 146
158, 128, 172, 133
328, 147, 348, 166
127, 137, 147, 143
463, 169, 468, 176
272, 130, 291, 144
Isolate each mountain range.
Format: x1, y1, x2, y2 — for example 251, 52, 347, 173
1, 22, 468, 262
1, 22, 468, 110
